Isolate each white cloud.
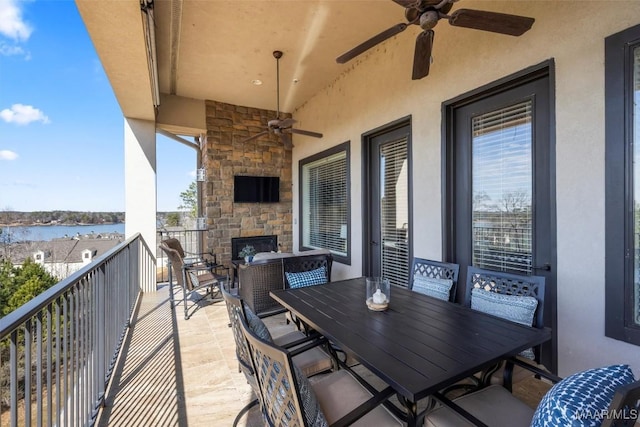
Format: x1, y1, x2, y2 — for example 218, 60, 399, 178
0, 150, 18, 160
0, 104, 50, 125
0, 0, 32, 41
188, 169, 196, 178
0, 42, 21, 55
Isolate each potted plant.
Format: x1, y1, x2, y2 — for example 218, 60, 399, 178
239, 245, 256, 263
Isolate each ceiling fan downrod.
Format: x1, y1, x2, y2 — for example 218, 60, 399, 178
273, 50, 283, 120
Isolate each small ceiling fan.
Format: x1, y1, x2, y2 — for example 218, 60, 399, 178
336, 0, 535, 80
241, 50, 323, 149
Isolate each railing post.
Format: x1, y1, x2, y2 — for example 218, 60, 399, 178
96, 263, 106, 419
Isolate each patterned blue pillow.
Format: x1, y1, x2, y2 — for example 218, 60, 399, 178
471, 288, 538, 359
244, 305, 273, 342
285, 267, 327, 289
531, 364, 635, 427
292, 364, 329, 426
412, 275, 453, 301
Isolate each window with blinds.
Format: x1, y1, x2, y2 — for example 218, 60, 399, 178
380, 138, 409, 287
472, 101, 533, 274
300, 145, 349, 260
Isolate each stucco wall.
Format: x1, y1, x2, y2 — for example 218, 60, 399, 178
290, 1, 640, 377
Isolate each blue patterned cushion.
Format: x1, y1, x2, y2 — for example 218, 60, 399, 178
244, 305, 273, 342
286, 267, 327, 289
292, 364, 328, 426
471, 288, 538, 359
412, 276, 453, 301
531, 365, 635, 427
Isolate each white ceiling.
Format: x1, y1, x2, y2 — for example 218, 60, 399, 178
77, 0, 537, 120
153, 0, 409, 113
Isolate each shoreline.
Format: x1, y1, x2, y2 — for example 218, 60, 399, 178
1, 222, 124, 227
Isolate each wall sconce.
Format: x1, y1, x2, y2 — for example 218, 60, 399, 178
196, 168, 206, 182
196, 217, 207, 230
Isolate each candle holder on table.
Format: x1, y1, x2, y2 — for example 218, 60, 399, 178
366, 277, 390, 311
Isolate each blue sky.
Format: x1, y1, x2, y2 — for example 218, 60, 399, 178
0, 0, 196, 212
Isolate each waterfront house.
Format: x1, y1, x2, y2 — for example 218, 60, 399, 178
8, 237, 123, 279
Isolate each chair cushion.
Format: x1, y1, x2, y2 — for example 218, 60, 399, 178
285, 267, 328, 289
274, 330, 334, 377
471, 288, 538, 359
531, 364, 635, 427
311, 370, 403, 426
424, 384, 534, 427
244, 306, 273, 342
412, 276, 453, 301
252, 251, 294, 261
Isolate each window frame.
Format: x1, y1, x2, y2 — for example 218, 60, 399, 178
298, 142, 351, 265
605, 23, 640, 345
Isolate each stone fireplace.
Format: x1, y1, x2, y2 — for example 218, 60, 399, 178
201, 100, 293, 266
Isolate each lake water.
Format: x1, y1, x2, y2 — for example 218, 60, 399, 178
2, 224, 126, 242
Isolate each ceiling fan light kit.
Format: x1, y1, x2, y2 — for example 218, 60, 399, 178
240, 50, 323, 150
336, 0, 535, 80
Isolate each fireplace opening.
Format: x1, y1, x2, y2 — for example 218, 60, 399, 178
231, 235, 278, 260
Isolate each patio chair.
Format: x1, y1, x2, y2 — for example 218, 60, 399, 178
161, 237, 214, 265
424, 360, 639, 427
283, 253, 333, 332
409, 258, 460, 302
159, 243, 228, 320
237, 311, 403, 427
221, 286, 335, 426
238, 259, 287, 317
444, 266, 546, 396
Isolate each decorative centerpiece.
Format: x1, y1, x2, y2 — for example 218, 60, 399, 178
239, 245, 256, 263
366, 277, 390, 311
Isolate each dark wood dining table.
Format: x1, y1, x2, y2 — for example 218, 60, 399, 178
270, 277, 552, 426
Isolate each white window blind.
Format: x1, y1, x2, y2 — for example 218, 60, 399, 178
472, 101, 533, 274
380, 138, 409, 287
301, 150, 348, 257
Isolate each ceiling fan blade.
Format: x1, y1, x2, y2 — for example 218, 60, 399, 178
277, 118, 297, 128
448, 9, 534, 36
336, 23, 408, 64
240, 130, 268, 143
412, 30, 434, 80
391, 0, 419, 7
280, 133, 293, 150
289, 128, 323, 138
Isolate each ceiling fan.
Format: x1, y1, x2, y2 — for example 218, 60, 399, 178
336, 0, 535, 80
241, 50, 323, 149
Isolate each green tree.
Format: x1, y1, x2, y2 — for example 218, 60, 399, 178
166, 212, 181, 226
179, 181, 198, 218
1, 259, 57, 317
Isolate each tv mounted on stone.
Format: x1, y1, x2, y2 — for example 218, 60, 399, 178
233, 175, 280, 203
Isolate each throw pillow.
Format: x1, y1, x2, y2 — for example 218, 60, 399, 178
285, 267, 328, 289
471, 288, 538, 359
292, 364, 329, 426
412, 275, 453, 301
244, 305, 273, 342
531, 364, 635, 427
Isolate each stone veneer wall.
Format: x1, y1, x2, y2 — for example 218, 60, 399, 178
202, 100, 293, 266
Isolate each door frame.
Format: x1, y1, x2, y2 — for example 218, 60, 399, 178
442, 60, 558, 372
362, 116, 413, 277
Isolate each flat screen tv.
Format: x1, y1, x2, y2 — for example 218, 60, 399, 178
234, 175, 280, 203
